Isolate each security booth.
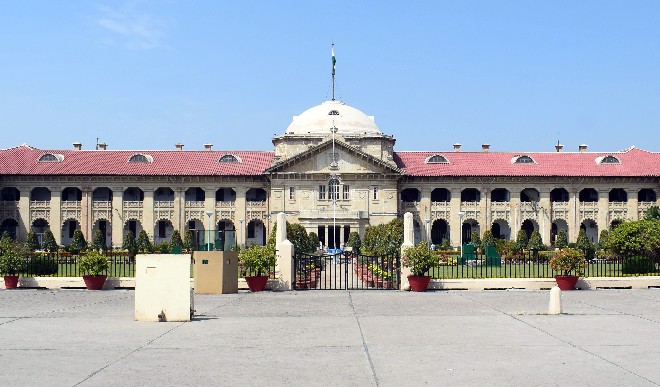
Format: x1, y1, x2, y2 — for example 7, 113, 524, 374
193, 251, 239, 294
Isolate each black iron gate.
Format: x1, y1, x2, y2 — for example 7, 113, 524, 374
293, 251, 400, 290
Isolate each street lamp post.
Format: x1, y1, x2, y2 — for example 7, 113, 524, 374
205, 211, 213, 251
458, 212, 465, 258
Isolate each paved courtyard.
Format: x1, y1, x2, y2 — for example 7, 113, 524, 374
1, 288, 660, 386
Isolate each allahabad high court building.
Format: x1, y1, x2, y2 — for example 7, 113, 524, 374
0, 99, 659, 250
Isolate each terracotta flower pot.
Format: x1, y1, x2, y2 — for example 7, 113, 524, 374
554, 275, 579, 290
408, 275, 431, 292
4, 275, 19, 289
82, 275, 107, 290
245, 275, 269, 292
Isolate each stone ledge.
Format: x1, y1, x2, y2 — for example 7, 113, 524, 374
3, 277, 280, 290
429, 276, 660, 291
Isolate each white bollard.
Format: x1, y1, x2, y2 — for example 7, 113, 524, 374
548, 286, 562, 315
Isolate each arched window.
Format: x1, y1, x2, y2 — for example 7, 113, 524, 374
218, 154, 240, 163
328, 179, 340, 201
598, 155, 621, 164
128, 154, 152, 163
38, 153, 63, 162
426, 154, 449, 164
512, 155, 536, 164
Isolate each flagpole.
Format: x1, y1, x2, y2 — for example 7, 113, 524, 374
331, 44, 335, 101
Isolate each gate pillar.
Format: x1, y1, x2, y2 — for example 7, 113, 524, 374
273, 240, 294, 291
400, 212, 415, 291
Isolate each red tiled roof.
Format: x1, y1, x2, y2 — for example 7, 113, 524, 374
0, 145, 274, 176
394, 147, 660, 177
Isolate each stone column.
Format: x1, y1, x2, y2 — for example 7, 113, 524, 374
204, 186, 216, 242
275, 212, 287, 252
143, 188, 155, 240
173, 188, 184, 233
509, 191, 521, 241
597, 189, 609, 243
568, 190, 578, 243
18, 187, 30, 239
419, 187, 431, 242
50, 186, 62, 245
400, 212, 415, 291
627, 188, 638, 221
539, 189, 552, 245
111, 187, 124, 248
235, 187, 246, 246
81, 187, 92, 240
449, 187, 462, 248
480, 188, 489, 236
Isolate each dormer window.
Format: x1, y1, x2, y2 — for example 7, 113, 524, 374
512, 155, 536, 164
218, 154, 241, 163
328, 110, 340, 116
38, 153, 64, 162
128, 154, 152, 163
597, 155, 621, 165
426, 154, 449, 164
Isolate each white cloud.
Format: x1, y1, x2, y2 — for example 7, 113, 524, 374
95, 2, 169, 50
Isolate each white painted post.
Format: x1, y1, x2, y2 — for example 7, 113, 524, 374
274, 240, 294, 291
548, 286, 562, 315
276, 212, 287, 252
400, 212, 415, 291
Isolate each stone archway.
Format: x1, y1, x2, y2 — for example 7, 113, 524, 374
491, 219, 511, 240
431, 219, 449, 246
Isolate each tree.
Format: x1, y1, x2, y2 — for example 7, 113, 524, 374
268, 222, 315, 254
361, 218, 404, 256
598, 229, 610, 251
0, 232, 12, 256
643, 205, 660, 221
346, 231, 361, 253
26, 231, 40, 251
42, 229, 58, 252
528, 230, 543, 251
576, 229, 595, 260
481, 230, 496, 249
91, 229, 107, 252
136, 230, 152, 253
123, 231, 138, 257
555, 230, 568, 249
470, 231, 481, 250
606, 220, 660, 262
70, 229, 87, 255
183, 230, 196, 252
514, 229, 528, 252
170, 230, 183, 249
308, 232, 319, 252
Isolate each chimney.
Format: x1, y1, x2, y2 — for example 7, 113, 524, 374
482, 144, 490, 152
453, 143, 461, 152
579, 144, 588, 152
73, 142, 82, 151
555, 143, 563, 152
175, 143, 184, 151
97, 143, 107, 151
204, 143, 213, 151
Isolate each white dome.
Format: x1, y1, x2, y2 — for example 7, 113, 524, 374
285, 100, 381, 135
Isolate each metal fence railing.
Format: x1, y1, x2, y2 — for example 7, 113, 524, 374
427, 251, 660, 279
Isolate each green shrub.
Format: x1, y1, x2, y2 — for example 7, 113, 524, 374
549, 248, 586, 276
91, 229, 107, 252
555, 230, 568, 249
26, 231, 40, 251
402, 241, 438, 276
70, 229, 88, 255
123, 231, 138, 256
78, 250, 109, 276
576, 229, 595, 260
238, 244, 276, 277
156, 241, 171, 254
362, 218, 403, 256
27, 254, 58, 275
136, 230, 152, 253
42, 229, 58, 252
170, 230, 183, 249
622, 256, 657, 275
346, 231, 362, 252
606, 220, 660, 263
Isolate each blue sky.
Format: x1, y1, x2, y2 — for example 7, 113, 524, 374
2, 1, 660, 153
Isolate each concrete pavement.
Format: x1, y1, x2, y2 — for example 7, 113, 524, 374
1, 288, 660, 386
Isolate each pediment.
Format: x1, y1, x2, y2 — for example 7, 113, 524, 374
266, 140, 401, 175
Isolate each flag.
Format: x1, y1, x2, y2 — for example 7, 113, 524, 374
332, 46, 336, 76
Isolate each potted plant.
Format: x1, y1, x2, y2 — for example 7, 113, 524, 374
549, 248, 587, 290
0, 239, 27, 289
402, 241, 438, 292
238, 244, 276, 292
78, 250, 110, 290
